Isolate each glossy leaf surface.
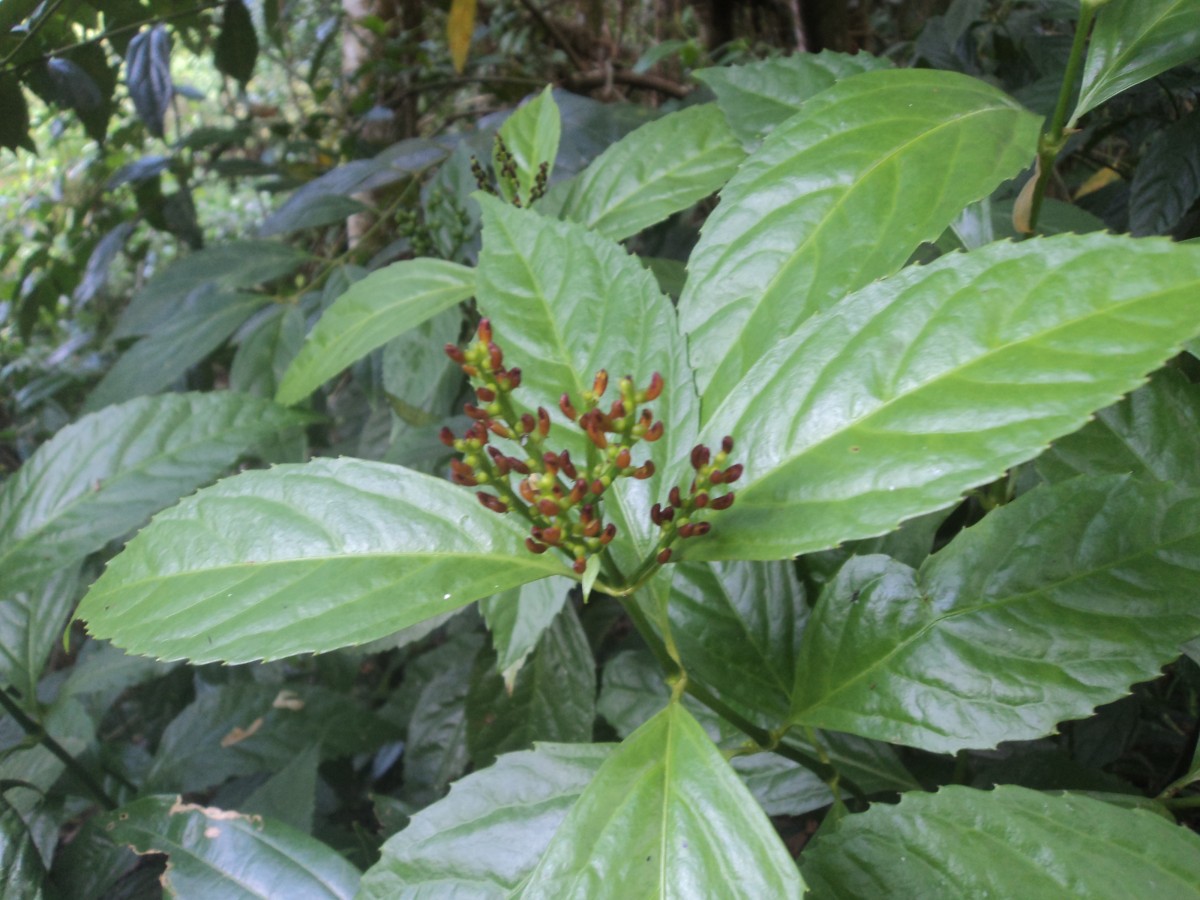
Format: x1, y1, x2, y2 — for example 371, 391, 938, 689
680, 68, 1041, 409
276, 258, 475, 405
685, 235, 1200, 561
76, 458, 569, 663
1129, 108, 1200, 236
0, 392, 306, 599
479, 576, 570, 683
475, 199, 698, 565
1073, 0, 1200, 121
360, 743, 611, 898
694, 51, 891, 146
1038, 368, 1200, 485
802, 786, 1200, 898
99, 796, 359, 898
521, 703, 804, 899
547, 104, 744, 241
791, 477, 1200, 753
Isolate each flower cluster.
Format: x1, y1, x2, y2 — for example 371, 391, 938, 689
441, 319, 739, 583
470, 135, 550, 207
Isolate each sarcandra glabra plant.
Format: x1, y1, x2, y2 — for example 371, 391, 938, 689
440, 318, 741, 591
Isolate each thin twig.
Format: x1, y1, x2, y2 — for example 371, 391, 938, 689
515, 0, 590, 71
565, 68, 690, 98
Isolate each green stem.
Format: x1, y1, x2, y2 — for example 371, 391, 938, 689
1026, 3, 1097, 234
0, 687, 118, 811
1163, 794, 1200, 810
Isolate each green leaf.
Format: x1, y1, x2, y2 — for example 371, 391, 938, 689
685, 234, 1200, 562
544, 104, 744, 241
214, 0, 258, 87
1073, 0, 1200, 122
0, 802, 46, 899
115, 241, 309, 338
0, 567, 79, 702
0, 392, 307, 599
475, 198, 699, 565
791, 477, 1200, 753
1038, 368, 1200, 486
381, 306, 462, 427
668, 560, 806, 723
239, 743, 320, 833
495, 86, 560, 206
359, 743, 612, 899
84, 290, 269, 411
679, 68, 1041, 411
1130, 107, 1200, 236
0, 74, 35, 154
520, 702, 805, 899
275, 258, 475, 406
479, 576, 570, 684
144, 683, 402, 793
75, 458, 569, 664
98, 795, 360, 899
693, 50, 892, 146
467, 602, 595, 767
801, 786, 1200, 898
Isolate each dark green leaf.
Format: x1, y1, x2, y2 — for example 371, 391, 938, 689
0, 567, 79, 702
791, 477, 1200, 753
1073, 0, 1200, 121
403, 633, 481, 803
544, 104, 744, 241
686, 235, 1200, 562
0, 74, 35, 154
85, 290, 268, 412
214, 0, 258, 87
125, 26, 172, 138
467, 602, 595, 767
669, 560, 806, 722
0, 802, 46, 899
76, 458, 570, 663
0, 392, 307, 599
1130, 108, 1200, 236
693, 51, 892, 146
237, 743, 319, 833
145, 683, 402, 793
802, 786, 1200, 898
360, 743, 611, 898
680, 69, 1041, 411
276, 259, 475, 406
230, 305, 307, 398
98, 795, 359, 898
520, 702, 805, 898
1038, 368, 1200, 485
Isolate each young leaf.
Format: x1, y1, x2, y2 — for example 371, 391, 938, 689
466, 602, 595, 767
544, 104, 745, 241
1129, 107, 1200, 236
679, 68, 1041, 410
520, 702, 805, 899
98, 796, 359, 898
791, 477, 1200, 753
0, 392, 307, 599
801, 786, 1200, 898
475, 198, 699, 564
479, 576, 571, 683
124, 26, 172, 138
75, 458, 570, 664
685, 234, 1200, 562
1038, 368, 1200, 485
693, 50, 892, 146
494, 86, 559, 206
275, 258, 475, 406
360, 743, 612, 898
668, 560, 807, 722
1072, 0, 1200, 122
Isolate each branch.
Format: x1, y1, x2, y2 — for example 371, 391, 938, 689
565, 68, 691, 99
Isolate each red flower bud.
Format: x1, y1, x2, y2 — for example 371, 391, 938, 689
650, 503, 663, 526
691, 444, 711, 470
570, 479, 587, 504
615, 447, 631, 469
643, 421, 664, 442
439, 427, 456, 447
560, 393, 578, 421
669, 486, 682, 508
722, 464, 744, 484
573, 558, 587, 574
593, 369, 608, 397
721, 435, 735, 454
519, 479, 537, 503
488, 420, 511, 439
525, 537, 548, 554
590, 479, 606, 496
610, 399, 626, 419
644, 372, 663, 401
709, 492, 734, 510
694, 492, 709, 508
445, 343, 466, 364
506, 367, 522, 389
509, 457, 531, 475
537, 407, 551, 436
583, 518, 601, 537
477, 492, 508, 513
477, 318, 493, 343
521, 413, 536, 434
488, 342, 503, 371
559, 451, 578, 480
633, 461, 655, 480
540, 526, 562, 545
691, 521, 711, 537
465, 403, 488, 421
476, 386, 496, 402
657, 548, 672, 564
600, 523, 617, 544
538, 499, 561, 518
